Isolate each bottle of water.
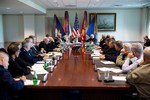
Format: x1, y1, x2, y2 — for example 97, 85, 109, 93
44, 60, 47, 70
33, 71, 38, 85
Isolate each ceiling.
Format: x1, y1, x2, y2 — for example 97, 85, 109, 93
0, 0, 150, 14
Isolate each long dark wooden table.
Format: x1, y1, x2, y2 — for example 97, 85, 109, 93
22, 47, 137, 100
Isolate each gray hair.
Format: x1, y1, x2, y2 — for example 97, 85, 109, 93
22, 41, 32, 48
123, 43, 131, 51
131, 43, 143, 55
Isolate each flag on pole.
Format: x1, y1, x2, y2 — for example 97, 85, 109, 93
72, 12, 80, 38
54, 14, 65, 36
86, 13, 97, 37
63, 11, 70, 36
81, 11, 87, 42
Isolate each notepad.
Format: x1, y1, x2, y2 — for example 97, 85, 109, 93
24, 79, 40, 85
97, 67, 111, 71
112, 76, 126, 81
97, 67, 122, 73
91, 53, 101, 57
101, 61, 115, 64
93, 50, 100, 54
32, 64, 48, 74
111, 69, 122, 73
36, 61, 44, 64
93, 57, 100, 59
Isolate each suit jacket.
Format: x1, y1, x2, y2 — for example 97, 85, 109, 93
15, 57, 32, 67
30, 45, 40, 56
101, 44, 109, 52
8, 57, 31, 78
39, 41, 56, 53
19, 48, 43, 65
105, 47, 120, 62
126, 63, 150, 97
99, 39, 105, 47
86, 38, 97, 45
144, 39, 150, 47
0, 65, 24, 100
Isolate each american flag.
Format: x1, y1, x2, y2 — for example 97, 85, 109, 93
72, 13, 80, 38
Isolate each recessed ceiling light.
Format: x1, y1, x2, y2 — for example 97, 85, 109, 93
96, 0, 99, 2
6, 8, 11, 10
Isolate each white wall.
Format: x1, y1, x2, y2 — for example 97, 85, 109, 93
47, 9, 143, 42
23, 15, 35, 38
3, 8, 147, 43
0, 15, 4, 48
35, 15, 45, 42
3, 15, 24, 42
141, 8, 147, 42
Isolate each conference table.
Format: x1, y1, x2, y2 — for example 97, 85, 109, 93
22, 47, 137, 100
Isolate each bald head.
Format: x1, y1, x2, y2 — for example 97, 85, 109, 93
143, 47, 150, 62
43, 37, 49, 44
90, 34, 94, 39
0, 52, 9, 69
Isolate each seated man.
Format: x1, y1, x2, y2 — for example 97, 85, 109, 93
0, 51, 26, 100
54, 33, 67, 47
20, 41, 44, 65
28, 35, 40, 56
144, 35, 150, 47
99, 40, 121, 62
116, 43, 131, 68
39, 37, 56, 53
7, 42, 31, 78
126, 47, 150, 98
86, 34, 97, 45
99, 34, 106, 47
122, 43, 143, 73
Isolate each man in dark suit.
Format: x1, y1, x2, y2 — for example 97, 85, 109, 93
144, 36, 150, 47
99, 40, 122, 62
7, 42, 31, 78
20, 41, 43, 65
39, 37, 56, 53
86, 34, 97, 45
0, 51, 26, 100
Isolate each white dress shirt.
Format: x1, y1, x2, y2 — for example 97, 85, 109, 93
122, 55, 143, 73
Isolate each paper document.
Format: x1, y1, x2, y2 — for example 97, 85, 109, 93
112, 76, 126, 81
91, 53, 101, 57
111, 69, 122, 73
36, 61, 44, 64
93, 57, 99, 59
93, 50, 100, 54
97, 67, 122, 73
101, 61, 115, 64
32, 64, 48, 74
53, 52, 62, 56
97, 67, 111, 71
24, 79, 40, 85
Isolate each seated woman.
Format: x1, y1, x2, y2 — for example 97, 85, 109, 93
7, 42, 31, 78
